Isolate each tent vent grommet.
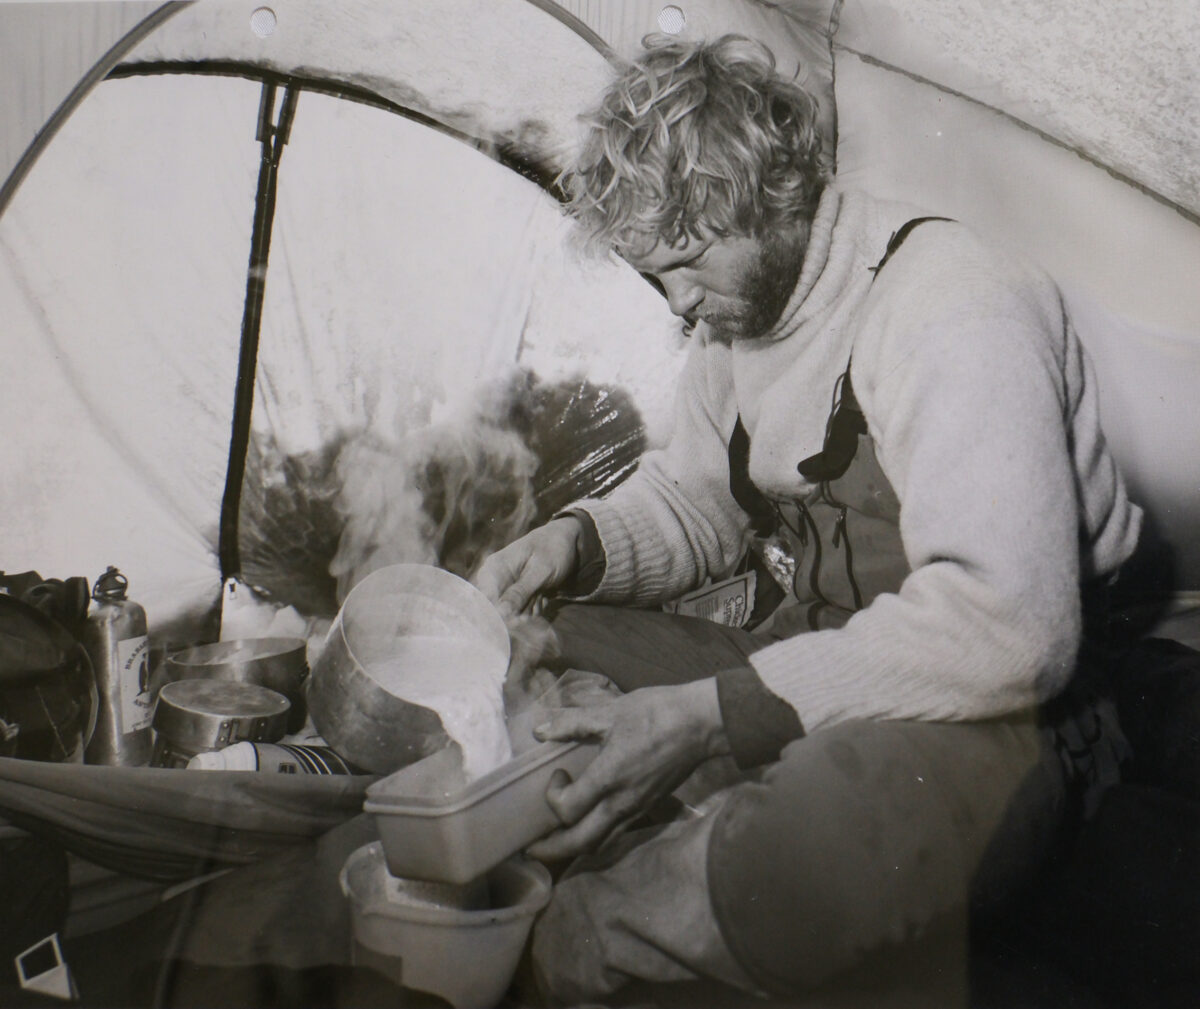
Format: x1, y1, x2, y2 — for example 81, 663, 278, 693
250, 7, 277, 38
658, 5, 686, 34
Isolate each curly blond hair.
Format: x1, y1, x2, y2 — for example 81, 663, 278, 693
561, 34, 828, 255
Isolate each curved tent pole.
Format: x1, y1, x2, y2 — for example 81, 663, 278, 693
0, 2, 190, 220
523, 0, 619, 65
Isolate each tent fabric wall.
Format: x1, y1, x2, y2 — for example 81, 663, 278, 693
835, 0, 1200, 220
0, 72, 262, 632
1, 0, 1198, 608
0, 0, 165, 210
0, 1, 701, 638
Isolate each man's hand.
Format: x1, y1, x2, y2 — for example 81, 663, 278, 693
526, 678, 731, 862
472, 516, 585, 620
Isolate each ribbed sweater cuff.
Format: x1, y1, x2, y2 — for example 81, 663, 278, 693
577, 497, 710, 605
555, 510, 606, 597
716, 665, 806, 769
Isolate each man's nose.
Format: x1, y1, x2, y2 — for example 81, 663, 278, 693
661, 277, 704, 318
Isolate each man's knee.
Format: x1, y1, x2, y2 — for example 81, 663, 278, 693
530, 870, 625, 1006
706, 717, 1055, 993
530, 814, 752, 1005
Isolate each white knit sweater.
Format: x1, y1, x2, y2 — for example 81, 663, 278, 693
573, 188, 1142, 732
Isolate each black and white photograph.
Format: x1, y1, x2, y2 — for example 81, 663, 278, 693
0, 2, 1197, 1007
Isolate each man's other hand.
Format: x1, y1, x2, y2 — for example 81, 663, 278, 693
472, 516, 585, 620
526, 679, 731, 862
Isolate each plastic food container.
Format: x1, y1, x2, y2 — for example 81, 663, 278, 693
340, 841, 551, 1008
364, 738, 598, 884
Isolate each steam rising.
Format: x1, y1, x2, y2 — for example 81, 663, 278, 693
238, 367, 645, 620
330, 380, 541, 602
326, 371, 571, 781
241, 367, 646, 777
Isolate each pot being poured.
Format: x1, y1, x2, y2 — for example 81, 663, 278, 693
307, 564, 511, 776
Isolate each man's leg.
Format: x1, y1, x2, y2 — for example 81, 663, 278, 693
549, 603, 759, 690
530, 805, 759, 1006
530, 714, 1071, 1006
533, 603, 763, 1004
707, 715, 1069, 996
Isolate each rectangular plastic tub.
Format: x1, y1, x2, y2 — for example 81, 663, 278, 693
364, 739, 598, 884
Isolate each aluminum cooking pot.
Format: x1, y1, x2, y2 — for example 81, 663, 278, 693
307, 564, 510, 775
163, 637, 309, 733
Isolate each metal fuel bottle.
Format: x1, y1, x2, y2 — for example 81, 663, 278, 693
82, 566, 153, 765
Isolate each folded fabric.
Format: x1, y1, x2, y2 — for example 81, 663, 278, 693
0, 758, 374, 880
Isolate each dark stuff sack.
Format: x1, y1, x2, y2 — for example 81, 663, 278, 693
0, 573, 94, 762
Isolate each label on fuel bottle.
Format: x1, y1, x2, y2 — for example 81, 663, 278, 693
117, 635, 152, 733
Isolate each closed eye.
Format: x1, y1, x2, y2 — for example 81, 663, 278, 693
674, 249, 708, 271
639, 272, 666, 298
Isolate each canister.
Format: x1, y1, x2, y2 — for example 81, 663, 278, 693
150, 679, 290, 768
82, 566, 152, 766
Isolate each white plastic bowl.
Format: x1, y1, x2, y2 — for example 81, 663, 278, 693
339, 841, 551, 1008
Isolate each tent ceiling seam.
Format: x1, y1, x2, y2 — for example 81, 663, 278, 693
834, 43, 1200, 229
107, 60, 562, 196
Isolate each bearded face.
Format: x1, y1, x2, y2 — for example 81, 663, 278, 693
622, 221, 809, 345
702, 227, 809, 344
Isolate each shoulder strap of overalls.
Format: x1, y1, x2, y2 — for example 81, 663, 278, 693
869, 216, 953, 277
797, 217, 955, 480
730, 216, 954, 517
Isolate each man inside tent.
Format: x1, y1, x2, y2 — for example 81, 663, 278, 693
473, 34, 1141, 1004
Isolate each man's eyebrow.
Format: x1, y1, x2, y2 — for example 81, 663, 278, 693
658, 244, 710, 272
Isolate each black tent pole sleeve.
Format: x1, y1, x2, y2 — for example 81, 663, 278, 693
218, 81, 298, 586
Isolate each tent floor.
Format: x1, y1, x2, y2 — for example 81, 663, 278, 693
5, 606, 1197, 1008
7, 783, 1193, 1009
19, 906, 1192, 1009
